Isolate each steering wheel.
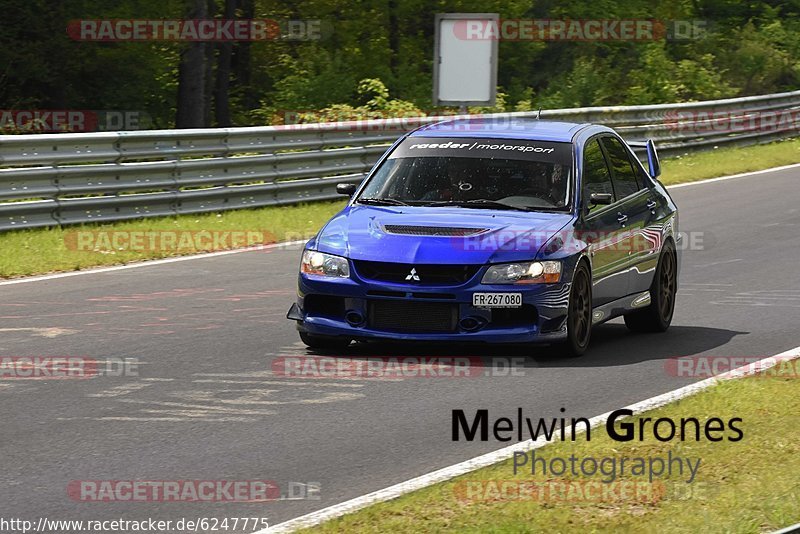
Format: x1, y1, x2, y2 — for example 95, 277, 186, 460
518, 188, 558, 206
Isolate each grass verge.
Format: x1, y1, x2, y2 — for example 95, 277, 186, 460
659, 136, 800, 185
0, 201, 345, 278
302, 372, 800, 533
1, 136, 799, 278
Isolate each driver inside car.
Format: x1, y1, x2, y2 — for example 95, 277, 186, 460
420, 158, 484, 201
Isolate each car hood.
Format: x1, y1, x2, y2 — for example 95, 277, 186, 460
313, 205, 574, 264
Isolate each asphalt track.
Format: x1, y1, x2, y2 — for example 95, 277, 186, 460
1, 166, 799, 531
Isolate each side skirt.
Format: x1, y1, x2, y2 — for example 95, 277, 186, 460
591, 291, 651, 325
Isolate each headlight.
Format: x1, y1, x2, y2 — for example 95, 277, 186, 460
481, 261, 561, 284
301, 250, 350, 278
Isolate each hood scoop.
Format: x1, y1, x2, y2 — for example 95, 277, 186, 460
382, 225, 487, 237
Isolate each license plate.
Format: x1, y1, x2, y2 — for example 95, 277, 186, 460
472, 292, 522, 308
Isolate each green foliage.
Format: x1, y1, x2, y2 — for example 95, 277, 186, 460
537, 56, 616, 109
271, 78, 423, 124
0, 0, 181, 128
715, 21, 796, 94
626, 44, 682, 104
625, 44, 735, 104
1, 0, 799, 128
468, 92, 508, 114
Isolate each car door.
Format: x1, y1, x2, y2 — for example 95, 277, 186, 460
600, 135, 659, 295
580, 137, 630, 306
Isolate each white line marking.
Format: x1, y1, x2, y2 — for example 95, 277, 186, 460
262, 344, 800, 533
712, 302, 800, 308
191, 379, 364, 388
679, 288, 726, 292
0, 327, 78, 337
694, 258, 743, 268
0, 240, 306, 286
2, 162, 798, 287
87, 383, 153, 398
771, 521, 800, 534
722, 295, 800, 301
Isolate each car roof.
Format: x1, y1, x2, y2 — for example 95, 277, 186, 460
410, 118, 593, 143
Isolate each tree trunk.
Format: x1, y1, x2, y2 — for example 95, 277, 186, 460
388, 0, 399, 85
232, 0, 257, 113
176, 0, 208, 128
214, 0, 237, 126
203, 0, 217, 126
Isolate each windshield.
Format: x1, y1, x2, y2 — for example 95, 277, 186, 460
357, 137, 573, 211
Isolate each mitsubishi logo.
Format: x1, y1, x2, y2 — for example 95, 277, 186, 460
405, 268, 421, 282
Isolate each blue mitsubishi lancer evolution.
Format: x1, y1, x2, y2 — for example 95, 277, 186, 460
287, 118, 680, 356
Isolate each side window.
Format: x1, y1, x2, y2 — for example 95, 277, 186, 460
634, 157, 651, 187
583, 139, 614, 213
601, 136, 641, 199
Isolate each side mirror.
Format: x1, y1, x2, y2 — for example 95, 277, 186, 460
336, 183, 357, 196
646, 139, 661, 179
589, 192, 613, 206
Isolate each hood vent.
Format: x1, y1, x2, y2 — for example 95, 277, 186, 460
383, 225, 487, 237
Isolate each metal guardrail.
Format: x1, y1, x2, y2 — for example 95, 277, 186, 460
1, 90, 799, 230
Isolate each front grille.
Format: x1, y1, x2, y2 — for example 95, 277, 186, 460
367, 290, 406, 298
368, 300, 458, 332
383, 225, 487, 237
353, 260, 480, 286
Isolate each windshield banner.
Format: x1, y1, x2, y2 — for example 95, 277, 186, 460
389, 136, 572, 163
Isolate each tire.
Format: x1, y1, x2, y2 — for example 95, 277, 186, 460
624, 241, 677, 333
555, 261, 592, 357
299, 331, 352, 351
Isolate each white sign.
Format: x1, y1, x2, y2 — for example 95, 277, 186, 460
433, 13, 499, 106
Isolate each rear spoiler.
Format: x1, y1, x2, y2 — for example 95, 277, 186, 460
627, 139, 661, 179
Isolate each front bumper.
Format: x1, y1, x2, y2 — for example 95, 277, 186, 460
287, 268, 572, 344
